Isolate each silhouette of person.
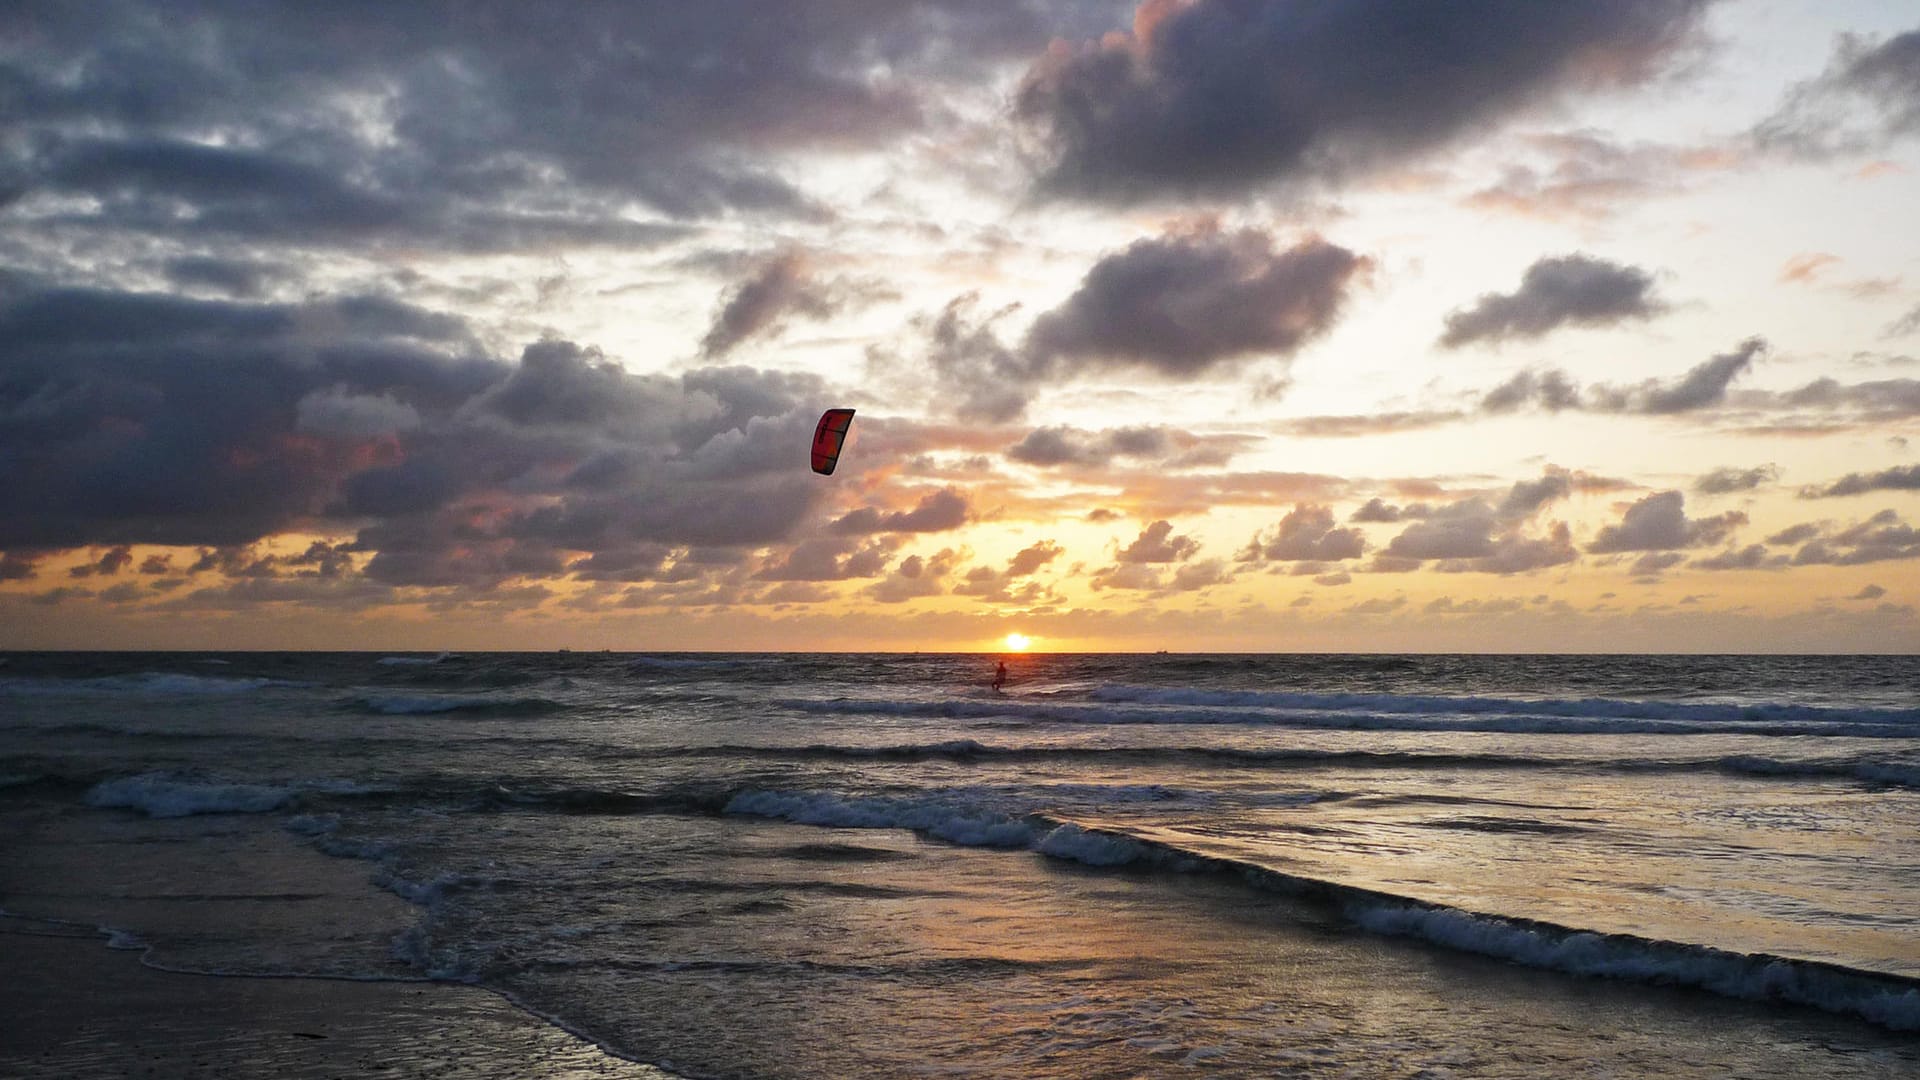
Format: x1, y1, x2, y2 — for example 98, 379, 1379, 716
993, 660, 1008, 692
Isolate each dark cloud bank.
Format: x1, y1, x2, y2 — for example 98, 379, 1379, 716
0, 282, 847, 590
923, 227, 1368, 420
1017, 0, 1714, 201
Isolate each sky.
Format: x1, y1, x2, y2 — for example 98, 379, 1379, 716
2, 0, 1917, 653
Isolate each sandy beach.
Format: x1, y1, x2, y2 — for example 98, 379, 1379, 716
0, 789, 677, 1079
0, 923, 672, 1079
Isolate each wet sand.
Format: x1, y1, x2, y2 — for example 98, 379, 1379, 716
0, 921, 675, 1079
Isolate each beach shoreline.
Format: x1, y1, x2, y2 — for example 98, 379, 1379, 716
0, 920, 677, 1079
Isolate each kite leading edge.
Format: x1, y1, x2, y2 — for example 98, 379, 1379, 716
811, 408, 855, 475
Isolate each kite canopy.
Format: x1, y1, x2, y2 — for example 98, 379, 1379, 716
811, 408, 855, 475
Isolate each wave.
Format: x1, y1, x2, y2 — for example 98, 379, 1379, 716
345, 693, 565, 717
0, 672, 283, 697
718, 786, 1920, 1031
85, 774, 299, 817
666, 740, 1920, 789
376, 652, 454, 666
777, 692, 1920, 738
1085, 684, 1920, 727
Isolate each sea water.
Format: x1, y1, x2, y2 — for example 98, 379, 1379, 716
2, 652, 1918, 1077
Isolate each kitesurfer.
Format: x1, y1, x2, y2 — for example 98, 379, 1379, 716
993, 660, 1007, 692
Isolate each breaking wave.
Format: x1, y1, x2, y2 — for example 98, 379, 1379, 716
718, 787, 1920, 1031
778, 690, 1920, 738
345, 693, 565, 717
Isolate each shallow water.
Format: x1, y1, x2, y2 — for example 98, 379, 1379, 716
3, 651, 1918, 1077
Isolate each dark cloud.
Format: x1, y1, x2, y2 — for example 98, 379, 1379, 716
1755, 28, 1920, 158
1350, 498, 1415, 523
1275, 410, 1465, 438
1482, 369, 1583, 413
0, 280, 846, 590
1758, 376, 1920, 418
1482, 338, 1764, 415
1630, 551, 1686, 576
911, 294, 1034, 423
1888, 303, 1920, 339
1588, 490, 1746, 553
1788, 510, 1920, 566
756, 537, 895, 582
1690, 544, 1783, 571
1026, 230, 1366, 378
867, 548, 962, 604
1010, 425, 1162, 467
1238, 505, 1365, 563
910, 228, 1366, 421
700, 251, 885, 359
1005, 424, 1253, 469
1016, 0, 1711, 202
1440, 254, 1666, 348
1114, 520, 1200, 564
1797, 464, 1920, 499
1853, 584, 1888, 600
1377, 493, 1577, 575
163, 255, 281, 298
1695, 464, 1778, 495
1765, 523, 1823, 547
0, 552, 42, 580
1600, 337, 1763, 413
829, 489, 972, 535
952, 541, 1065, 604
5, 0, 1065, 237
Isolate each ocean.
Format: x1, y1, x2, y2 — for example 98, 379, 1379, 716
2, 651, 1918, 1077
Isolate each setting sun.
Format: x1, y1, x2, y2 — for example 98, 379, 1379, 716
1002, 633, 1031, 652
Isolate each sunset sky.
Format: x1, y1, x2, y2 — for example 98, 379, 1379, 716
3, 0, 1917, 652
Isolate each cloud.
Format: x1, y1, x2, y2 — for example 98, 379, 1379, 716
1888, 303, 1920, 339
1798, 464, 1920, 498
1786, 510, 1920, 566
953, 541, 1065, 603
756, 536, 895, 582
1114, 520, 1200, 563
1640, 337, 1765, 412
1485, 337, 1764, 415
1694, 464, 1778, 495
6, 2, 1063, 233
1238, 505, 1366, 563
1778, 252, 1841, 284
1376, 487, 1578, 575
909, 227, 1366, 421
1350, 498, 1423, 523
699, 251, 888, 358
1005, 424, 1253, 470
1755, 29, 1920, 158
1588, 490, 1747, 552
867, 548, 963, 604
829, 489, 972, 535
1016, 0, 1712, 202
0, 280, 865, 592
1440, 254, 1667, 348
1690, 544, 1783, 571
1853, 584, 1888, 600
1025, 230, 1367, 378
1462, 131, 1742, 222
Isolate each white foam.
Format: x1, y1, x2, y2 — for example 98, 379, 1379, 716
376, 651, 453, 666
1, 672, 277, 697
724, 790, 1037, 848
1034, 823, 1151, 867
780, 693, 1918, 739
351, 692, 554, 715
85, 774, 295, 817
1352, 903, 1920, 1031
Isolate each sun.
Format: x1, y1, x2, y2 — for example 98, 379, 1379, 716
1002, 632, 1031, 652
